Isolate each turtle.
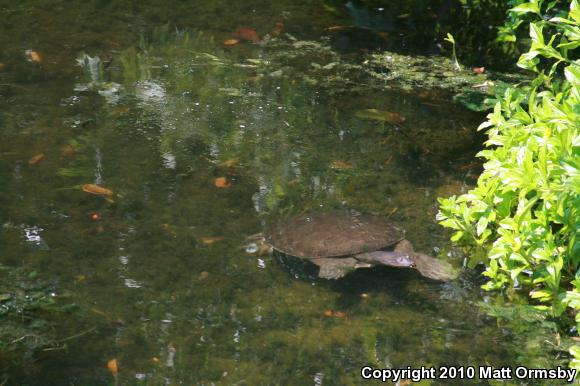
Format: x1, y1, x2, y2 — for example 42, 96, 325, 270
264, 211, 458, 281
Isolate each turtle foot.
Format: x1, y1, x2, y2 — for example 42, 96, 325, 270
311, 257, 359, 280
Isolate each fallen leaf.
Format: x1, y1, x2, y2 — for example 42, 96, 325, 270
330, 160, 353, 170
112, 106, 131, 115
200, 237, 223, 245
223, 38, 241, 46
0, 63, 5, 70
234, 27, 260, 43
61, 145, 75, 156
90, 308, 109, 318
107, 358, 118, 376
356, 109, 406, 124
198, 271, 209, 279
397, 380, 412, 386
333, 311, 347, 319
214, 177, 231, 188
472, 66, 486, 74
28, 153, 45, 165
81, 184, 113, 197
323, 309, 347, 319
90, 212, 101, 221
325, 25, 351, 32
360, 293, 369, 299
270, 22, 284, 37
75, 274, 87, 283
25, 49, 42, 63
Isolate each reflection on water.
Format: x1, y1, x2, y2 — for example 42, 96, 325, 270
0, 2, 565, 385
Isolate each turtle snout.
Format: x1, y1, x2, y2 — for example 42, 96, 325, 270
396, 255, 416, 268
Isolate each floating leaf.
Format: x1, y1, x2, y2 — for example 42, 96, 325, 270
0, 63, 5, 70
214, 177, 231, 188
325, 25, 351, 32
355, 109, 406, 124
234, 28, 260, 43
25, 49, 42, 63
200, 237, 223, 245
330, 160, 353, 169
28, 153, 45, 165
61, 145, 76, 157
107, 358, 118, 376
333, 311, 347, 319
322, 309, 347, 319
81, 184, 113, 197
198, 271, 209, 280
223, 38, 241, 46
270, 22, 284, 38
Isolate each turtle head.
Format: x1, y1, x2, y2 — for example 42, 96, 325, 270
389, 254, 416, 268
355, 251, 416, 268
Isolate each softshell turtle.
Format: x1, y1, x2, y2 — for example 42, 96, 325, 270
265, 211, 458, 281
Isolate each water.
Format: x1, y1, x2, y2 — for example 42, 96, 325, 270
0, 1, 567, 385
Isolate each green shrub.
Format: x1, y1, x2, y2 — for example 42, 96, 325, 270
437, 0, 579, 368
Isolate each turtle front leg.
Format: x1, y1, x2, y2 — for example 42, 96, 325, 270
310, 257, 362, 279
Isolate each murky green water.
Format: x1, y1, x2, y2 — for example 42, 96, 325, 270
0, 1, 569, 385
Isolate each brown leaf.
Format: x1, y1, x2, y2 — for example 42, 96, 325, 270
270, 22, 284, 37
198, 271, 209, 280
107, 358, 118, 376
323, 309, 347, 319
28, 153, 45, 165
330, 160, 353, 170
325, 25, 351, 32
25, 50, 42, 63
214, 177, 231, 188
81, 184, 113, 197
472, 66, 486, 74
61, 145, 76, 156
0, 63, 5, 71
223, 38, 241, 46
234, 28, 260, 43
200, 237, 223, 245
356, 109, 406, 124
333, 311, 347, 319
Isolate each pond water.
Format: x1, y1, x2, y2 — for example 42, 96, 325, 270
0, 1, 568, 385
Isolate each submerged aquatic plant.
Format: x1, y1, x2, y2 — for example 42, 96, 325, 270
444, 33, 462, 71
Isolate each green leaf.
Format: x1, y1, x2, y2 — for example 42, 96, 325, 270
529, 23, 544, 46
565, 64, 580, 85
510, 2, 541, 15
